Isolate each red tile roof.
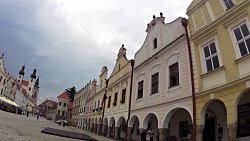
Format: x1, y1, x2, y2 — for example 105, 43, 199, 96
39, 99, 57, 106
57, 91, 70, 101
21, 80, 29, 87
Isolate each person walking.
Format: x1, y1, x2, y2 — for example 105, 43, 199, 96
36, 113, 39, 121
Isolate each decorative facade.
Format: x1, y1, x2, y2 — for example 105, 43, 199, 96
187, 0, 250, 141
128, 13, 193, 141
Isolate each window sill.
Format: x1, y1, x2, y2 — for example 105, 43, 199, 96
167, 85, 181, 92
201, 65, 225, 78
235, 53, 250, 64
150, 92, 159, 97
136, 98, 143, 102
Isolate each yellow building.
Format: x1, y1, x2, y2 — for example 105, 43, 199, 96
72, 88, 83, 127
102, 44, 134, 140
187, 0, 250, 141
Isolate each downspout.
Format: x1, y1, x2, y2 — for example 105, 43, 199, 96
181, 18, 196, 141
101, 79, 109, 135
127, 59, 135, 135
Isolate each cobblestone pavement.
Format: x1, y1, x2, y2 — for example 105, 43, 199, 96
0, 110, 115, 141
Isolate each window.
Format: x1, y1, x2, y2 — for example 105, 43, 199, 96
169, 63, 179, 87
58, 110, 61, 116
64, 103, 66, 107
0, 76, 2, 82
0, 88, 3, 95
3, 79, 6, 85
62, 111, 65, 117
29, 87, 31, 91
18, 80, 20, 82
121, 89, 126, 103
59, 102, 62, 106
137, 81, 144, 99
151, 72, 159, 94
113, 93, 117, 106
98, 100, 100, 108
223, 0, 234, 9
107, 96, 111, 108
31, 79, 33, 82
19, 75, 21, 78
153, 38, 157, 49
233, 22, 250, 57
203, 42, 220, 72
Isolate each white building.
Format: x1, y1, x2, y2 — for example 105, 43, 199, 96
128, 13, 193, 141
0, 53, 10, 96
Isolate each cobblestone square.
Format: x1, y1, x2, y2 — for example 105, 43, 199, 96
0, 110, 114, 141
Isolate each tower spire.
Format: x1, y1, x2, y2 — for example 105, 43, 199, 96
30, 65, 37, 79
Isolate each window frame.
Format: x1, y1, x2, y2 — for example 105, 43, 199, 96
220, 0, 235, 11
153, 38, 157, 49
107, 96, 111, 108
232, 21, 250, 58
113, 93, 118, 106
169, 62, 180, 88
137, 80, 144, 99
151, 72, 159, 94
121, 89, 126, 104
202, 41, 220, 72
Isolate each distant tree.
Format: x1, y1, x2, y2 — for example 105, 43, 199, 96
65, 86, 76, 102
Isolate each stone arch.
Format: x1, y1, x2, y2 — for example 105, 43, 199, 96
235, 88, 250, 121
162, 106, 192, 128
142, 112, 159, 129
117, 116, 126, 127
109, 117, 115, 127
200, 99, 227, 125
98, 117, 102, 124
103, 117, 108, 125
128, 115, 140, 127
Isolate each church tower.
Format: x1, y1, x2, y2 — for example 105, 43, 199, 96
33, 77, 39, 103
27, 67, 36, 96
17, 64, 25, 83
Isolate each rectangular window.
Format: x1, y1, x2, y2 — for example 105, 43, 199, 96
153, 38, 157, 49
58, 110, 61, 116
113, 93, 117, 106
121, 89, 126, 104
98, 100, 100, 108
64, 103, 66, 107
237, 103, 250, 137
137, 81, 144, 99
151, 72, 159, 94
169, 63, 179, 87
223, 0, 234, 9
233, 22, 250, 57
59, 102, 62, 106
62, 111, 65, 117
203, 42, 220, 72
108, 96, 111, 108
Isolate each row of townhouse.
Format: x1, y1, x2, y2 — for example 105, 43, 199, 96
72, 1, 250, 141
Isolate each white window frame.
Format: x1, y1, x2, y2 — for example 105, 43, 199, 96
149, 63, 161, 96
198, 34, 223, 74
219, 0, 236, 11
202, 41, 220, 72
136, 72, 145, 101
226, 15, 250, 59
231, 21, 250, 57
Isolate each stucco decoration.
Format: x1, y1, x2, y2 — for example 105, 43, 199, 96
122, 81, 128, 88
166, 51, 180, 65
136, 72, 145, 79
149, 63, 161, 72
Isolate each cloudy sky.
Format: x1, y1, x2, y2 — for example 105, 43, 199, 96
0, 0, 192, 104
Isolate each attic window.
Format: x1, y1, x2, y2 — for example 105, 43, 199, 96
223, 0, 234, 10
153, 38, 157, 49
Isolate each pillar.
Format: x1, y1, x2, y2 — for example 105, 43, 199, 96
158, 128, 169, 141
114, 127, 119, 140
101, 124, 105, 135
196, 124, 204, 141
228, 123, 237, 141
127, 127, 133, 141
107, 126, 111, 138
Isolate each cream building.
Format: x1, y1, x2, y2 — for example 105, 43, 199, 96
72, 88, 83, 127
0, 53, 10, 96
56, 91, 73, 121
128, 14, 193, 141
91, 66, 108, 134
102, 45, 134, 140
187, 0, 250, 141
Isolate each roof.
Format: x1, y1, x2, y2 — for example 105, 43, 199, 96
68, 102, 73, 110
39, 99, 57, 106
57, 91, 71, 101
21, 80, 29, 87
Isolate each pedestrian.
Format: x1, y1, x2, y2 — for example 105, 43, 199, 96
140, 129, 146, 141
36, 113, 39, 121
26, 111, 29, 117
147, 128, 154, 141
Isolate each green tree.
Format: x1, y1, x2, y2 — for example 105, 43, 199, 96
65, 86, 76, 102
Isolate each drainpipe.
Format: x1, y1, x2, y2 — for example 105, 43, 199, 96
127, 59, 134, 136
100, 79, 109, 135
181, 18, 196, 141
